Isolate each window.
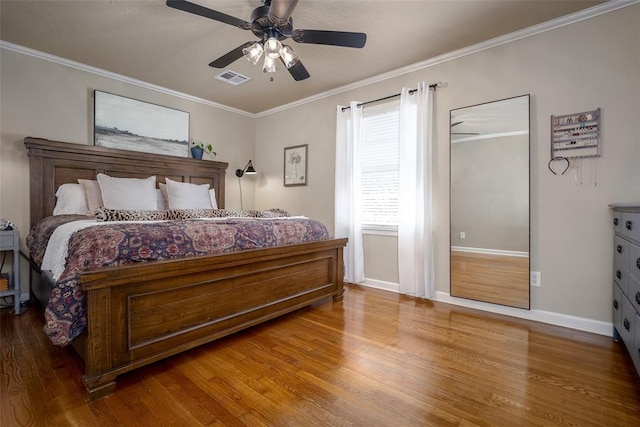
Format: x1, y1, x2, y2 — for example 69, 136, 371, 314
360, 101, 400, 231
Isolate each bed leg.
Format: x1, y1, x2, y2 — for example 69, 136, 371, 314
83, 375, 117, 401
332, 287, 344, 303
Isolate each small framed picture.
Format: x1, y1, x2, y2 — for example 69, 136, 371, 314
284, 144, 308, 187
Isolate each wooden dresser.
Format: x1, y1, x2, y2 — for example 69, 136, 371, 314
610, 203, 640, 375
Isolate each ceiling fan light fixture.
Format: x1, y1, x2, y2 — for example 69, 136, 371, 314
262, 55, 277, 73
166, 0, 367, 82
242, 42, 263, 65
280, 45, 299, 69
264, 37, 282, 59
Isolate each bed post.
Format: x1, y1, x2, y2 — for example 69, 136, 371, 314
333, 245, 345, 303
82, 287, 117, 400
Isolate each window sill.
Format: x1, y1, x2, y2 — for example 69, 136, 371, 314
361, 227, 398, 237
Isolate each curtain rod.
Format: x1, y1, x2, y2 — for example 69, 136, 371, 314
341, 82, 444, 112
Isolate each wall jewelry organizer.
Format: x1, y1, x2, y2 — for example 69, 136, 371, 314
551, 108, 601, 159
550, 108, 601, 186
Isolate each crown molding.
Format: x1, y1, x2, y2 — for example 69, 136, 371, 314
0, 40, 256, 118
256, 0, 639, 117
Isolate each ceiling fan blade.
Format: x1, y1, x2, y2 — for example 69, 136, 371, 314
166, 0, 251, 30
209, 42, 254, 68
282, 58, 310, 81
292, 29, 366, 48
269, 0, 298, 26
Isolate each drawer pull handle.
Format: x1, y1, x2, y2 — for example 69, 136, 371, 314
616, 270, 622, 280
617, 245, 623, 254
636, 292, 640, 305
614, 299, 619, 310
624, 318, 630, 331
614, 218, 619, 226
626, 221, 633, 231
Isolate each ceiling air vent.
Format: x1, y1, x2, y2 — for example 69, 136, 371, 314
215, 70, 250, 86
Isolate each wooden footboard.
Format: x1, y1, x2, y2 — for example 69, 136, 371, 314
79, 238, 346, 399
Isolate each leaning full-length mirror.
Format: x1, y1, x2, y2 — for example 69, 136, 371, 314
450, 95, 530, 309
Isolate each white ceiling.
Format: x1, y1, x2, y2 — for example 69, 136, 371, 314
1, 0, 605, 114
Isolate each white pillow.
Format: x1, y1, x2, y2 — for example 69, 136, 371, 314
159, 182, 218, 209
209, 188, 218, 209
165, 178, 212, 209
78, 179, 104, 215
53, 183, 88, 215
156, 189, 166, 210
158, 183, 169, 209
96, 173, 157, 210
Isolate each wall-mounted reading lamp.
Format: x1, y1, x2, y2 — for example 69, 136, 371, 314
236, 160, 256, 211
235, 160, 257, 178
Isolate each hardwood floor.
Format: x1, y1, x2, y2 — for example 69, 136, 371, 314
451, 250, 530, 309
2, 284, 640, 426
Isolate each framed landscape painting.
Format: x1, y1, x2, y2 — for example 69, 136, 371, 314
93, 90, 189, 157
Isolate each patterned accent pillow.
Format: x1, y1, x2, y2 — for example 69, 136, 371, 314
164, 209, 224, 220
165, 208, 291, 219
94, 207, 291, 222
94, 208, 168, 222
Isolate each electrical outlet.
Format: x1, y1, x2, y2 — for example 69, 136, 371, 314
530, 271, 541, 287
459, 232, 465, 239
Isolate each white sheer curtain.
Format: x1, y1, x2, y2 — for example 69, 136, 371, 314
335, 101, 365, 283
398, 82, 435, 298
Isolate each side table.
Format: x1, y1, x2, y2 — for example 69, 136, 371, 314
0, 229, 21, 314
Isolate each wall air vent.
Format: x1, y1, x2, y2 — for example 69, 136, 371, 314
215, 70, 250, 85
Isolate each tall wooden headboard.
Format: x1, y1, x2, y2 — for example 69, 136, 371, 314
24, 137, 228, 228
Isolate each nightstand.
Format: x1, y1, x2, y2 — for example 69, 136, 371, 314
0, 228, 21, 314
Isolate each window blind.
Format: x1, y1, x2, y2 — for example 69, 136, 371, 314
360, 108, 400, 229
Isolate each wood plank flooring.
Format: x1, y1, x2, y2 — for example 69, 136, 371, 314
451, 250, 530, 309
2, 284, 640, 426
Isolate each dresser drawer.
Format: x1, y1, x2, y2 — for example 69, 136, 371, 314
621, 212, 640, 242
614, 259, 629, 295
613, 211, 622, 233
614, 235, 630, 271
629, 274, 640, 312
621, 295, 636, 354
613, 283, 623, 337
629, 242, 640, 282
0, 231, 16, 250
634, 313, 640, 373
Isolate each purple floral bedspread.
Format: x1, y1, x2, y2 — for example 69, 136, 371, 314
28, 216, 331, 346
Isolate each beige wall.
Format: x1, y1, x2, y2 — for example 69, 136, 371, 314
0, 48, 256, 296
255, 5, 640, 323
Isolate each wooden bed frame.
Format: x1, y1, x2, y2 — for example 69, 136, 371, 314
25, 137, 346, 400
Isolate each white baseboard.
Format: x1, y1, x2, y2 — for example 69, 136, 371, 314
360, 278, 399, 293
357, 280, 612, 337
432, 291, 612, 337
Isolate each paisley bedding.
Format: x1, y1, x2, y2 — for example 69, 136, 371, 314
27, 212, 332, 346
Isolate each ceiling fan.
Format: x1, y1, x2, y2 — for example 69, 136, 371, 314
451, 121, 479, 136
166, 0, 367, 81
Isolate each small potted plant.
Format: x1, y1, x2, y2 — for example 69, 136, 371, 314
190, 141, 216, 160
